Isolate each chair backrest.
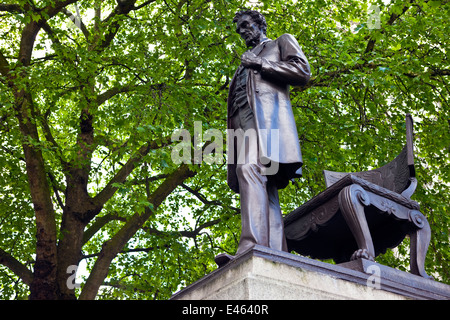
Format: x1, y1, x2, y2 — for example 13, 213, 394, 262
323, 114, 415, 195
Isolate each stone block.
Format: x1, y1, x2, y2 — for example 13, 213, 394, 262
171, 245, 450, 300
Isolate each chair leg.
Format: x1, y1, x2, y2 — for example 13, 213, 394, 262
338, 184, 375, 261
409, 210, 433, 279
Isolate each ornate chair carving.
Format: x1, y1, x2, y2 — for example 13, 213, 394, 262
284, 114, 432, 278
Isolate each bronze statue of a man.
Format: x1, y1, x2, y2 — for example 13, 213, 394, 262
215, 10, 310, 267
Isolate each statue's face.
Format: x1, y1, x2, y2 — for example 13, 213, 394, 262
235, 15, 263, 47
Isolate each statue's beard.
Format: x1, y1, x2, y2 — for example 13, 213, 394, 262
243, 33, 260, 48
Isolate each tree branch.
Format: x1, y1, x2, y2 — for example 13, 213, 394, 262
134, 0, 157, 10
79, 163, 196, 300
129, 174, 169, 186
48, 171, 66, 210
61, 7, 91, 40
0, 3, 24, 13
92, 135, 173, 211
0, 248, 34, 286
0, 50, 10, 79
81, 245, 168, 260
42, 0, 81, 20
90, 0, 157, 51
18, 0, 79, 66
143, 218, 222, 239
83, 193, 221, 258
35, 104, 69, 169
364, 1, 414, 54
82, 212, 127, 246
96, 82, 164, 106
293, 62, 450, 94
180, 183, 240, 213
91, 0, 137, 51
403, 69, 450, 78
96, 85, 133, 106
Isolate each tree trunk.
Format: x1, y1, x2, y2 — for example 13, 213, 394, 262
15, 91, 59, 300
56, 212, 86, 300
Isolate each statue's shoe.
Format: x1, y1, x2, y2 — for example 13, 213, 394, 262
214, 253, 235, 268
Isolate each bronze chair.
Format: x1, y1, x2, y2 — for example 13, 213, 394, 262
284, 114, 432, 278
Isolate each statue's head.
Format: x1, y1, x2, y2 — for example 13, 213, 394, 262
233, 10, 267, 47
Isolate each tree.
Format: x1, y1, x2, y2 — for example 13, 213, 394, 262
0, 0, 448, 300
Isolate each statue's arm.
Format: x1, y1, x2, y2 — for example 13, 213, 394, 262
260, 34, 310, 87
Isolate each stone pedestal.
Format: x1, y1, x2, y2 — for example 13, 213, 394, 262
171, 245, 450, 300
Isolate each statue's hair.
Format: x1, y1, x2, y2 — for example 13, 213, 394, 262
233, 10, 267, 35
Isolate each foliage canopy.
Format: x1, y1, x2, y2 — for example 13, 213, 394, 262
0, 0, 449, 299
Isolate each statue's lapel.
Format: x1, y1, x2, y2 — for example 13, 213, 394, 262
251, 38, 271, 56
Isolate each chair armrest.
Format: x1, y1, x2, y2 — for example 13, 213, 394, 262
401, 177, 417, 199
346, 175, 420, 210
285, 174, 420, 227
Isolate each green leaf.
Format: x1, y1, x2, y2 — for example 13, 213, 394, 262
0, 0, 448, 301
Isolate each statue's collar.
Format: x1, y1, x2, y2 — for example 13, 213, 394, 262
250, 38, 271, 54
256, 37, 271, 46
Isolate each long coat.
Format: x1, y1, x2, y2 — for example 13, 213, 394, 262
227, 33, 310, 193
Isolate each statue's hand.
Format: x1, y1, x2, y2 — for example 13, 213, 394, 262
241, 52, 262, 70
